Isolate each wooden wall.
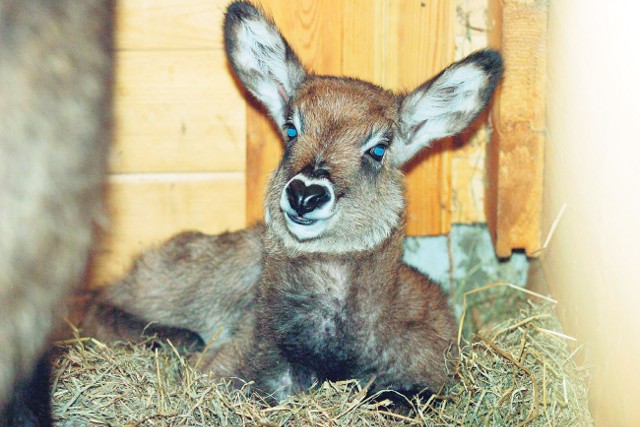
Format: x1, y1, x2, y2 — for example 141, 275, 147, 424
91, 0, 247, 284
91, 0, 500, 286
486, 0, 545, 258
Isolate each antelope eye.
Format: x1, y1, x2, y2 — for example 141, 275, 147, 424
368, 144, 387, 162
284, 123, 298, 140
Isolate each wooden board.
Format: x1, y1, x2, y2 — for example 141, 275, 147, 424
116, 0, 226, 50
113, 50, 245, 173
91, 174, 245, 285
91, 0, 246, 286
487, 0, 546, 257
246, 0, 455, 236
395, 0, 454, 235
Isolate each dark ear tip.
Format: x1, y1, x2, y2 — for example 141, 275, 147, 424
225, 1, 262, 26
465, 49, 505, 80
226, 1, 259, 16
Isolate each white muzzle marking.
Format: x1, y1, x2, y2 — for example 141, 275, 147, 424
280, 174, 336, 240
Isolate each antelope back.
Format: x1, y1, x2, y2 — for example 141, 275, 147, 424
224, 2, 503, 254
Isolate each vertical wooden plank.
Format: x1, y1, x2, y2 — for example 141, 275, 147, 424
399, 0, 454, 236
245, 0, 343, 226
343, 0, 404, 88
487, 0, 546, 257
342, 0, 377, 82
268, 0, 343, 75
246, 102, 280, 225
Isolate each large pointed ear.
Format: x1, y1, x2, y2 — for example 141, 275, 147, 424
224, 1, 306, 128
391, 50, 504, 166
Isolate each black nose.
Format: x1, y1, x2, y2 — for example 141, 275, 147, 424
286, 179, 330, 216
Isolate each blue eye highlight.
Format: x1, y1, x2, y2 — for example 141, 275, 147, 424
369, 144, 387, 162
286, 125, 298, 139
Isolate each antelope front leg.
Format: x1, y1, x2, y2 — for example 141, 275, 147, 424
228, 329, 303, 404
365, 266, 458, 398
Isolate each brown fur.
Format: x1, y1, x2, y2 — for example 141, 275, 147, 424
0, 1, 114, 424
84, 0, 503, 405
84, 226, 263, 348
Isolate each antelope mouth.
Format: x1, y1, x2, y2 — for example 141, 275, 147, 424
286, 213, 317, 226
282, 211, 333, 241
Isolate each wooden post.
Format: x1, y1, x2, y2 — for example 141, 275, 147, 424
487, 0, 547, 257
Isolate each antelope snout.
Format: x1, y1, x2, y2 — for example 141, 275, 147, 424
286, 179, 330, 216
279, 175, 336, 240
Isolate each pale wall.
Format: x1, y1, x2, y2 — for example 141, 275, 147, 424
530, 1, 640, 424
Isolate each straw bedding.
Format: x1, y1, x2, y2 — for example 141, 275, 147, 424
51, 285, 593, 426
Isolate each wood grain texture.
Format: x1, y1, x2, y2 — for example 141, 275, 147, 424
246, 0, 455, 235
487, 0, 546, 257
91, 174, 245, 285
113, 50, 245, 173
245, 101, 280, 225
92, 0, 246, 286
397, 0, 454, 235
116, 0, 227, 50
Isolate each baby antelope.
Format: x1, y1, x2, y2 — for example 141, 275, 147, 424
85, 0, 503, 405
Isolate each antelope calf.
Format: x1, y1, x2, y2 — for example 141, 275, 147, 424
86, 1, 503, 404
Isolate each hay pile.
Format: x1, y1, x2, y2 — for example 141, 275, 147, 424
51, 286, 593, 426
